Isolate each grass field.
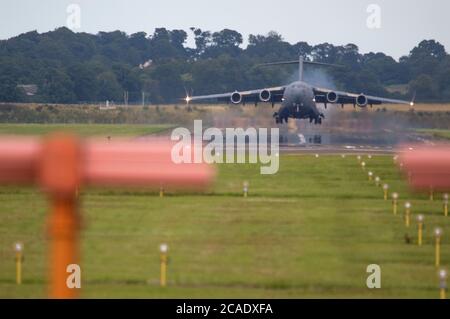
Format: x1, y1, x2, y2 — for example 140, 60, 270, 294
0, 150, 449, 298
0, 123, 173, 137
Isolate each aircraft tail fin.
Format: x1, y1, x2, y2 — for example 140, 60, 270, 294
258, 57, 343, 81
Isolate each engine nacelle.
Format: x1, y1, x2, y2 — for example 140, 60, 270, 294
259, 89, 271, 102
356, 94, 368, 107
230, 91, 242, 104
326, 91, 339, 103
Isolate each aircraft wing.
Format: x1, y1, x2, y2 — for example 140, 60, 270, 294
184, 86, 286, 104
313, 86, 414, 107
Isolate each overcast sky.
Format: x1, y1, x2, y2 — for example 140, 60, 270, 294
1, 0, 449, 60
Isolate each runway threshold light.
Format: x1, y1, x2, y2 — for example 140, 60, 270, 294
14, 242, 23, 285
391, 192, 398, 215
417, 214, 424, 246
439, 269, 447, 299
404, 202, 411, 227
243, 181, 249, 197
160, 243, 169, 287
368, 171, 373, 182
383, 184, 389, 200
375, 176, 380, 187
435, 228, 443, 267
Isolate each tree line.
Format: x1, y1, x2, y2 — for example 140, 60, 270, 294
0, 27, 449, 104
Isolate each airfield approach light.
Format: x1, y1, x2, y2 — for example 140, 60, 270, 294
159, 185, 164, 198
439, 269, 448, 299
383, 184, 389, 200
444, 194, 449, 217
417, 214, 424, 246
160, 243, 169, 287
375, 176, 380, 187
430, 187, 434, 201
368, 155, 372, 159
315, 154, 319, 158
14, 242, 23, 285
341, 154, 345, 159
391, 192, 398, 215
361, 161, 366, 171
368, 171, 373, 182
357, 155, 362, 163
404, 201, 411, 227
243, 181, 249, 197
435, 228, 443, 267
410, 102, 414, 107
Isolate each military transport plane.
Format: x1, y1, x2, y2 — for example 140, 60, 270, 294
184, 57, 414, 124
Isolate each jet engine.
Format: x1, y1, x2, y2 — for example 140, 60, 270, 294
259, 89, 271, 102
326, 91, 339, 103
230, 91, 242, 104
356, 94, 368, 107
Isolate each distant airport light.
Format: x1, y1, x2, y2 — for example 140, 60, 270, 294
368, 155, 372, 159
361, 161, 366, 171
375, 176, 380, 187
444, 194, 449, 217
393, 155, 398, 163
410, 102, 414, 107
357, 155, 362, 163
430, 187, 434, 201
341, 154, 345, 159
404, 202, 411, 227
383, 184, 389, 200
315, 154, 319, 158
417, 214, 424, 246
160, 243, 168, 287
435, 228, 443, 267
159, 185, 164, 198
368, 171, 373, 182
391, 192, 398, 215
243, 181, 249, 198
185, 96, 192, 103
14, 242, 23, 285
439, 269, 448, 299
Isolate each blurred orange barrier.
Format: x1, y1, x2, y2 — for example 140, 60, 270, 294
0, 134, 214, 298
398, 145, 450, 191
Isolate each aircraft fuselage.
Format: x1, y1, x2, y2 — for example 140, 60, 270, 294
274, 81, 323, 124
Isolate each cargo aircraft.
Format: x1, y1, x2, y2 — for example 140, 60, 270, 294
183, 57, 414, 124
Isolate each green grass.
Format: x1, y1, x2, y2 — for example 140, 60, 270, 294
0, 123, 173, 137
417, 129, 450, 141
0, 154, 449, 298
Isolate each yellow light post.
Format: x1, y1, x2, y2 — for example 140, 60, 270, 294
159, 243, 168, 287
361, 161, 366, 171
417, 214, 424, 246
404, 202, 411, 227
383, 184, 389, 200
14, 242, 23, 285
439, 269, 447, 299
434, 228, 443, 267
444, 194, 448, 217
375, 176, 380, 187
391, 192, 398, 215
243, 181, 249, 198
368, 171, 373, 182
